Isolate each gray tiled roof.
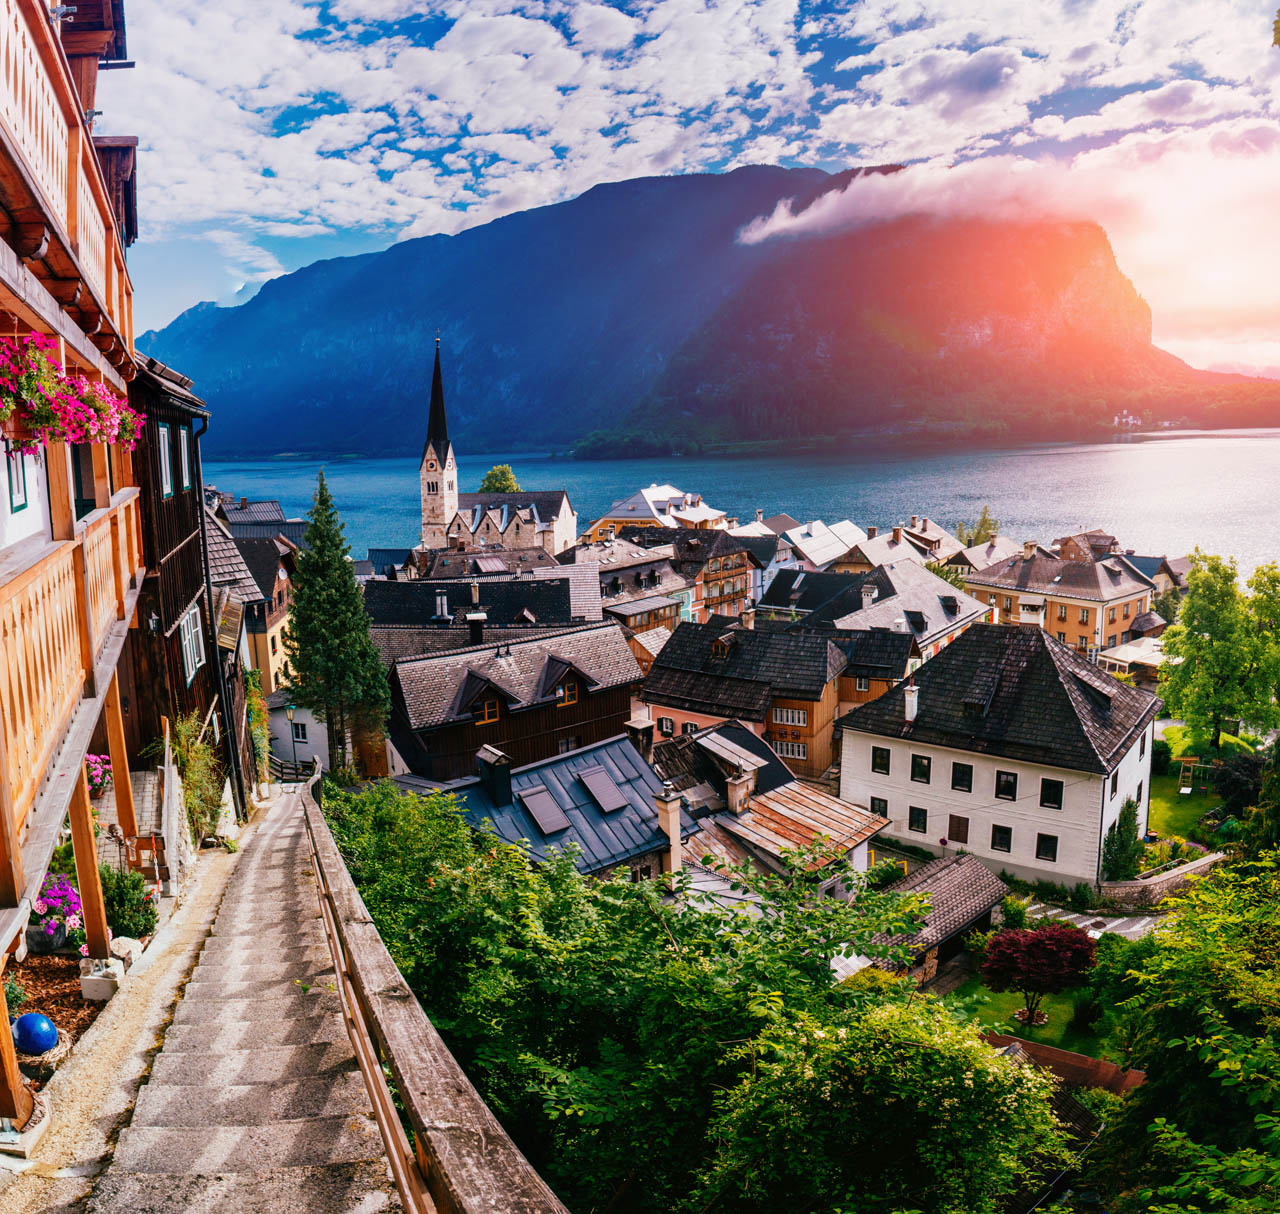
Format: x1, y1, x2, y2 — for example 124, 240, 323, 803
964, 552, 1154, 601
204, 509, 262, 604
458, 489, 572, 519
947, 536, 1025, 571
839, 623, 1162, 774
419, 546, 559, 578
364, 577, 578, 628
225, 520, 310, 549
232, 536, 292, 602
392, 622, 641, 730
220, 499, 287, 525
870, 854, 1008, 963
367, 547, 414, 575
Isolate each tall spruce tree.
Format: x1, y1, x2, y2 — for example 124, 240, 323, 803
284, 470, 389, 770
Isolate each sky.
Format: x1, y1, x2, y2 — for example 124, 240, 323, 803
100, 1, 1280, 374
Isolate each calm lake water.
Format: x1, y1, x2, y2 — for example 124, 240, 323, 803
205, 429, 1280, 579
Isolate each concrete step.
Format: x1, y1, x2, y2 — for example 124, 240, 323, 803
159, 1017, 351, 1056
133, 1073, 370, 1127
111, 1114, 385, 1174
187, 960, 336, 989
87, 1159, 400, 1213
197, 939, 331, 963
172, 991, 343, 1025
149, 1041, 357, 1086
182, 974, 338, 1000
187, 951, 334, 982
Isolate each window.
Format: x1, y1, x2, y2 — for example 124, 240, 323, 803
1108, 606, 1116, 623
292, 721, 307, 742
871, 796, 888, 816
1057, 603, 1067, 621
947, 814, 969, 844
1140, 732, 1146, 757
988, 594, 996, 606
1040, 778, 1064, 810
776, 740, 807, 760
1136, 780, 1143, 805
5, 442, 27, 512
1079, 635, 1089, 649
871, 746, 890, 775
951, 762, 973, 792
658, 716, 675, 736
773, 707, 808, 726
1107, 634, 1117, 648
276, 590, 284, 608
855, 676, 870, 692
158, 422, 173, 498
991, 824, 1012, 853
179, 426, 191, 491
1110, 769, 1119, 797
557, 735, 581, 754
270, 634, 278, 655
178, 605, 206, 685
1035, 833, 1059, 862
910, 754, 931, 783
681, 721, 699, 736
1079, 607, 1089, 624
555, 680, 579, 707
1123, 602, 1131, 618
1057, 631, 1066, 643
476, 698, 500, 725
1003, 596, 1013, 612
995, 770, 1018, 800
908, 806, 928, 833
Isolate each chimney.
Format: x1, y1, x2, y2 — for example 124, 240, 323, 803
910, 515, 919, 529
921, 517, 930, 530
891, 617, 907, 633
466, 611, 486, 645
1023, 540, 1036, 561
656, 782, 683, 875
726, 766, 754, 816
240, 497, 247, 510
892, 526, 903, 543
861, 583, 876, 606
755, 508, 764, 523
476, 744, 512, 804
739, 605, 756, 630
904, 682, 919, 722
626, 715, 655, 762
866, 525, 878, 539
470, 580, 480, 606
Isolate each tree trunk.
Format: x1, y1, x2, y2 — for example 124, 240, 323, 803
326, 704, 339, 770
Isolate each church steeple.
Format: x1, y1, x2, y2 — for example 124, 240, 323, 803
419, 335, 458, 550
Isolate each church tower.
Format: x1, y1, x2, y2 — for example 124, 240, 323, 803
419, 338, 458, 550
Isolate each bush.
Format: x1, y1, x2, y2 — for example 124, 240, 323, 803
3, 972, 25, 1014
171, 711, 224, 842
1068, 989, 1105, 1033
99, 863, 158, 939
1151, 738, 1172, 777
997, 872, 1099, 910
1102, 799, 1144, 882
964, 927, 997, 964
1212, 750, 1267, 813
1000, 894, 1029, 930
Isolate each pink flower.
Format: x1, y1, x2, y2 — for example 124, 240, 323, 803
79, 944, 89, 957
32, 899, 46, 915
67, 914, 81, 930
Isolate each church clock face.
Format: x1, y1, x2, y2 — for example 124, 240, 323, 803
427, 460, 436, 471
446, 459, 453, 470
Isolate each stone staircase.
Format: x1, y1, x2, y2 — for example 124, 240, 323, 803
88, 792, 400, 1212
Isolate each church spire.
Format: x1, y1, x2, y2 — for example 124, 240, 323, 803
425, 334, 449, 453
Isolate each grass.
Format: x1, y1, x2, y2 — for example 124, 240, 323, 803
1148, 773, 1217, 840
948, 976, 1118, 1060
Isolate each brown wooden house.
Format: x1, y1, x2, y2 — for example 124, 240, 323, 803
387, 622, 643, 781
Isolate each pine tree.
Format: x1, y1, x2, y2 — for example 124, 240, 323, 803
283, 470, 389, 770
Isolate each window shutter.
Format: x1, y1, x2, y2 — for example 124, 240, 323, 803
191, 607, 206, 670
179, 612, 193, 682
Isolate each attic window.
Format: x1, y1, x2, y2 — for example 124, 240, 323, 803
435, 591, 448, 618
711, 634, 735, 658
476, 698, 500, 725
940, 596, 958, 615
579, 765, 627, 812
1074, 675, 1114, 713
518, 785, 571, 834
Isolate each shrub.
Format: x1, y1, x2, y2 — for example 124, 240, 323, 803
980, 923, 1098, 1022
1151, 737, 1172, 777
1102, 799, 1145, 882
99, 863, 158, 939
1068, 989, 1105, 1033
964, 927, 998, 964
1000, 894, 1029, 930
3, 972, 25, 1014
1212, 750, 1267, 813
171, 711, 224, 842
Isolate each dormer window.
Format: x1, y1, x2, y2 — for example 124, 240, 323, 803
476, 698, 500, 725
711, 635, 734, 659
555, 680, 579, 707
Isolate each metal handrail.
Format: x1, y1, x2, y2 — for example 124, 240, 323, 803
300, 765, 567, 1214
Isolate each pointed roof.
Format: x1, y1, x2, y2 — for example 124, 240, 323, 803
423, 337, 450, 460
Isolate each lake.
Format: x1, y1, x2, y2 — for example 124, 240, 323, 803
205, 428, 1280, 578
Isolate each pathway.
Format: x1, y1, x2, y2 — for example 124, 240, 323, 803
87, 791, 400, 1212
1027, 902, 1161, 941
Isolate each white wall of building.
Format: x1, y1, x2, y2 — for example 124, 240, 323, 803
838, 725, 1152, 885
269, 704, 331, 771
0, 446, 48, 550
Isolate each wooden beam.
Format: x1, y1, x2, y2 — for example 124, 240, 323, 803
13, 223, 49, 261
72, 541, 97, 699
91, 442, 110, 508
0, 976, 34, 1129
69, 767, 109, 959
0, 711, 24, 907
48, 279, 81, 307
104, 672, 136, 838
44, 441, 75, 542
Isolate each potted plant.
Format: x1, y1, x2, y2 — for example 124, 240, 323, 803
85, 754, 113, 800
25, 873, 84, 955
0, 333, 61, 447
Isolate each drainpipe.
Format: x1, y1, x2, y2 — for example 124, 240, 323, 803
1095, 769, 1107, 889
193, 412, 249, 822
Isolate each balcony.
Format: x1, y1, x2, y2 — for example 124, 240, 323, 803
0, 0, 135, 387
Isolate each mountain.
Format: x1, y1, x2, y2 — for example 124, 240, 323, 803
141, 165, 1280, 458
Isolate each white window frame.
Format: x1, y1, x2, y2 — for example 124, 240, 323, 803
180, 604, 206, 685
292, 721, 307, 742
179, 425, 191, 491
772, 706, 808, 727
776, 740, 807, 760
158, 422, 173, 498
657, 716, 675, 736
854, 676, 870, 692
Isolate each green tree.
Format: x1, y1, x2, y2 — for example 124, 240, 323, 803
927, 560, 968, 590
1160, 553, 1274, 748
1101, 797, 1145, 881
284, 470, 389, 769
478, 463, 520, 493
1150, 585, 1182, 624
955, 504, 999, 547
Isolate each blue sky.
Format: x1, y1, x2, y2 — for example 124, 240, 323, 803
100, 1, 1280, 371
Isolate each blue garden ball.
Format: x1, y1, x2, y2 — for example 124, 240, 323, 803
12, 1012, 58, 1055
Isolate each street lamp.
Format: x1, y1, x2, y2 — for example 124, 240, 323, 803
285, 703, 298, 768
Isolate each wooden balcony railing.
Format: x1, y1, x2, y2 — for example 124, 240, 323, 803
302, 769, 568, 1214
0, 485, 143, 837
0, 0, 134, 355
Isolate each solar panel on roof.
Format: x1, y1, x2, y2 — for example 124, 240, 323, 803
579, 765, 628, 813
518, 785, 571, 834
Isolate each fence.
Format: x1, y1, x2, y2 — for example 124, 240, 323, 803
301, 766, 567, 1214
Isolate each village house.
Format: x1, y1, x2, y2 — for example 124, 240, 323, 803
416, 542, 559, 578
828, 628, 918, 714
833, 524, 931, 573
559, 535, 697, 622
583, 483, 733, 542
838, 624, 1161, 885
232, 533, 298, 692
418, 343, 577, 556
1118, 553, 1192, 595
963, 541, 1156, 656
900, 515, 965, 563
729, 513, 800, 595
617, 526, 760, 621
781, 519, 868, 571
641, 621, 845, 779
944, 535, 1028, 576
1054, 529, 1121, 562
386, 621, 642, 781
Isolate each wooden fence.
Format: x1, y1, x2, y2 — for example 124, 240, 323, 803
301, 767, 568, 1214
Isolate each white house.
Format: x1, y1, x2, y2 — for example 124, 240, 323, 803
266, 689, 330, 771
837, 623, 1160, 885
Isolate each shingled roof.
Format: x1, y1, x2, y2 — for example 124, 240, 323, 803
965, 552, 1154, 601
643, 621, 845, 720
419, 546, 559, 578
220, 499, 287, 526
204, 509, 262, 604
364, 577, 579, 629
232, 536, 294, 602
839, 623, 1162, 774
392, 622, 641, 731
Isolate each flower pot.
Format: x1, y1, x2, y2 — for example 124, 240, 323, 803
25, 920, 66, 955
0, 412, 35, 445
89, 785, 107, 800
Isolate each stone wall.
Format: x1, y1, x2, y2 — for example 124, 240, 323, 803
1100, 851, 1224, 908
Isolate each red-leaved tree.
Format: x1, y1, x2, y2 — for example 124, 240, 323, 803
980, 923, 1097, 1024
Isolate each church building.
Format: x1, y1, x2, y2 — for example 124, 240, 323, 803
418, 342, 578, 556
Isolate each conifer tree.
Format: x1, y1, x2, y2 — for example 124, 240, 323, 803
284, 470, 389, 770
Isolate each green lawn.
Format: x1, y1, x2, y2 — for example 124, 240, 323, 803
1148, 773, 1217, 840
947, 976, 1118, 1060
1161, 724, 1255, 758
